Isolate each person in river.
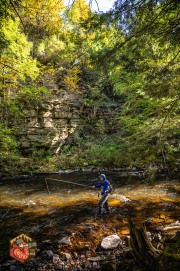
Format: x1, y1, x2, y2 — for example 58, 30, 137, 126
92, 174, 112, 215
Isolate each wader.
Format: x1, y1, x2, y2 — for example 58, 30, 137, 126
98, 193, 110, 214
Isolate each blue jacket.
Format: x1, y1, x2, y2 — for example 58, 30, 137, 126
95, 179, 110, 195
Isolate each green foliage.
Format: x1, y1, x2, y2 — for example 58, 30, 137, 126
17, 86, 51, 105
0, 0, 179, 174
0, 123, 18, 152
52, 137, 128, 169
1, 18, 39, 81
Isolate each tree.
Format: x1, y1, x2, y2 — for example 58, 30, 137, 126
20, 0, 65, 37
84, 0, 180, 168
0, 18, 39, 126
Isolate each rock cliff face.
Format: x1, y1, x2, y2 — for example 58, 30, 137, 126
16, 77, 122, 154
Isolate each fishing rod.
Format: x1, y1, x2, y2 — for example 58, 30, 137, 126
45, 178, 87, 194
46, 178, 87, 187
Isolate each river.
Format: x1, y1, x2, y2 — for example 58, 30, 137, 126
0, 171, 179, 260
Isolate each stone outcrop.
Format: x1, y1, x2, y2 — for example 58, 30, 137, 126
14, 75, 122, 154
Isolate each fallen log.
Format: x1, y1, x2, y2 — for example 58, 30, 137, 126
128, 219, 160, 271
128, 219, 180, 271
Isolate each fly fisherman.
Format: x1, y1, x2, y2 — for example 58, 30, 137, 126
92, 174, 112, 215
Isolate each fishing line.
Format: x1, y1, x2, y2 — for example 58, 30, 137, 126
45, 178, 87, 194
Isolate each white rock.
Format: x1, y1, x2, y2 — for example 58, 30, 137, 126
101, 235, 121, 250
113, 194, 131, 202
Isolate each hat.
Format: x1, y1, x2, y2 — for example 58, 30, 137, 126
98, 174, 106, 180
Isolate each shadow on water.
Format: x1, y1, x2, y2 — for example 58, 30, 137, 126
0, 172, 179, 260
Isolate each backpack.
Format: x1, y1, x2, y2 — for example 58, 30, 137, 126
108, 183, 114, 193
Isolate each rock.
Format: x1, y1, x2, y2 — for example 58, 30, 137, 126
104, 255, 116, 261
153, 233, 162, 242
145, 218, 153, 226
83, 261, 91, 269
64, 252, 71, 260
43, 250, 53, 259
70, 260, 75, 265
77, 265, 82, 271
156, 225, 164, 231
104, 250, 111, 256
85, 244, 91, 250
101, 235, 121, 250
53, 254, 60, 263
84, 226, 93, 234
92, 262, 98, 268
73, 252, 78, 259
88, 256, 104, 262
121, 248, 133, 259
57, 264, 64, 270
86, 251, 91, 257
58, 237, 71, 245
146, 231, 152, 241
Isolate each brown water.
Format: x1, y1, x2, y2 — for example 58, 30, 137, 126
0, 172, 179, 259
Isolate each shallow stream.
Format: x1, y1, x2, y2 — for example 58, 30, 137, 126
0, 172, 179, 259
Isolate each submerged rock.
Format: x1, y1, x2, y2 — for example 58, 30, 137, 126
101, 235, 121, 250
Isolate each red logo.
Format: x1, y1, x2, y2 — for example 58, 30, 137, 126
10, 234, 37, 263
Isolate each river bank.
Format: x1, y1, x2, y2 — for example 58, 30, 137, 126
1, 215, 180, 271
1, 165, 179, 181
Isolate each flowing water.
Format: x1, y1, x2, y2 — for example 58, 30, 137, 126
0, 172, 179, 259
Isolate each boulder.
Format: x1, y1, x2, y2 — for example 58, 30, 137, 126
101, 235, 121, 250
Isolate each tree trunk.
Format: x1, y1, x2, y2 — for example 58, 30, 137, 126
128, 219, 180, 271
128, 219, 160, 271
